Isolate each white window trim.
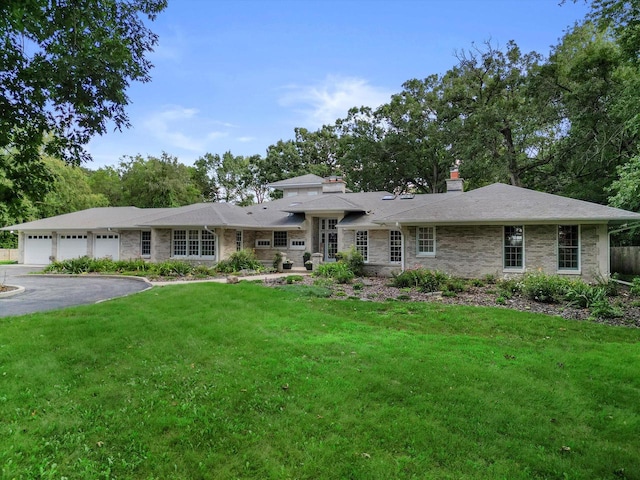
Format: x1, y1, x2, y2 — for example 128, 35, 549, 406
416, 226, 436, 257
389, 230, 403, 264
289, 239, 306, 250
503, 225, 525, 272
355, 230, 369, 263
172, 229, 216, 259
255, 239, 271, 249
557, 224, 581, 274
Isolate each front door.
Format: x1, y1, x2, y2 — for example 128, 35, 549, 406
319, 218, 338, 261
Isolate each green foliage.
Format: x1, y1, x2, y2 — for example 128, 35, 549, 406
392, 268, 449, 292
520, 273, 572, 303
303, 251, 312, 263
630, 277, 640, 296
118, 153, 202, 207
285, 275, 304, 284
1, 283, 639, 478
443, 277, 468, 294
0, 0, 166, 221
495, 278, 523, 299
565, 282, 608, 309
336, 247, 365, 277
216, 249, 263, 273
314, 262, 355, 284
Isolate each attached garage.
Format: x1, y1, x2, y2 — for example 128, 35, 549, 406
24, 234, 53, 264
94, 233, 120, 260
58, 234, 88, 261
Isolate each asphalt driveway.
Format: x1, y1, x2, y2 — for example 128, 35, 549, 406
0, 265, 151, 318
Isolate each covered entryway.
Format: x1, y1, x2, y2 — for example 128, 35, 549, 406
58, 234, 88, 260
24, 234, 53, 264
94, 233, 120, 260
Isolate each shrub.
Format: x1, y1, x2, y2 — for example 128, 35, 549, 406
589, 299, 623, 319
217, 249, 263, 273
285, 275, 304, 284
391, 268, 449, 292
630, 277, 640, 297
151, 260, 193, 277
564, 281, 607, 309
521, 273, 571, 303
335, 247, 364, 277
443, 277, 468, 293
314, 262, 354, 284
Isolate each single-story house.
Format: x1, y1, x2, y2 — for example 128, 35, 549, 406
4, 172, 640, 281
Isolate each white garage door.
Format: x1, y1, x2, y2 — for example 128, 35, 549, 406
58, 234, 88, 260
24, 234, 53, 264
94, 233, 120, 260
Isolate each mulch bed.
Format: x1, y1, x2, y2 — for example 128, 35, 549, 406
265, 276, 640, 328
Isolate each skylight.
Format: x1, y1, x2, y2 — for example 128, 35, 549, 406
381, 195, 396, 200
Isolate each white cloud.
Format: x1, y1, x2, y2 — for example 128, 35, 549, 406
142, 106, 228, 152
279, 75, 393, 128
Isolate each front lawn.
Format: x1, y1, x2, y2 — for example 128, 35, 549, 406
1, 282, 638, 479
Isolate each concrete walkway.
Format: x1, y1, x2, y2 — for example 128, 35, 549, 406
149, 268, 310, 286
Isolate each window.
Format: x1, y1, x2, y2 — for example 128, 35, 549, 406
417, 227, 435, 256
141, 231, 151, 256
504, 226, 524, 269
173, 229, 216, 258
290, 239, 306, 249
390, 230, 402, 263
355, 230, 368, 262
255, 239, 271, 248
201, 230, 216, 256
273, 231, 288, 248
235, 231, 243, 251
558, 225, 579, 271
173, 230, 187, 256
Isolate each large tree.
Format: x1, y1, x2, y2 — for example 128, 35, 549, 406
339, 77, 456, 194
438, 41, 558, 189
0, 0, 166, 227
119, 153, 201, 208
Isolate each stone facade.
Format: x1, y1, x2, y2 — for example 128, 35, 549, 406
120, 230, 143, 260
337, 224, 608, 281
151, 229, 171, 262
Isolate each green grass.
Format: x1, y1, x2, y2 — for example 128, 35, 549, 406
1, 283, 639, 479
0, 260, 17, 265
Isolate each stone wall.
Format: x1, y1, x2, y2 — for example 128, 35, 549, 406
340, 224, 607, 280
151, 229, 171, 262
120, 230, 142, 260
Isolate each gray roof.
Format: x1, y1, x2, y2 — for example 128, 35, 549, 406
374, 183, 640, 225
1, 207, 168, 231
138, 202, 251, 228
267, 174, 325, 189
4, 182, 640, 233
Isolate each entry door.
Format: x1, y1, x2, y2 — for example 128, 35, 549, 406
319, 218, 338, 261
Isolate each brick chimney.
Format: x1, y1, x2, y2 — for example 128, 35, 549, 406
322, 176, 347, 194
446, 168, 464, 193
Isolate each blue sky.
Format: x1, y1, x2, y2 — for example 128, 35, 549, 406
86, 0, 591, 169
